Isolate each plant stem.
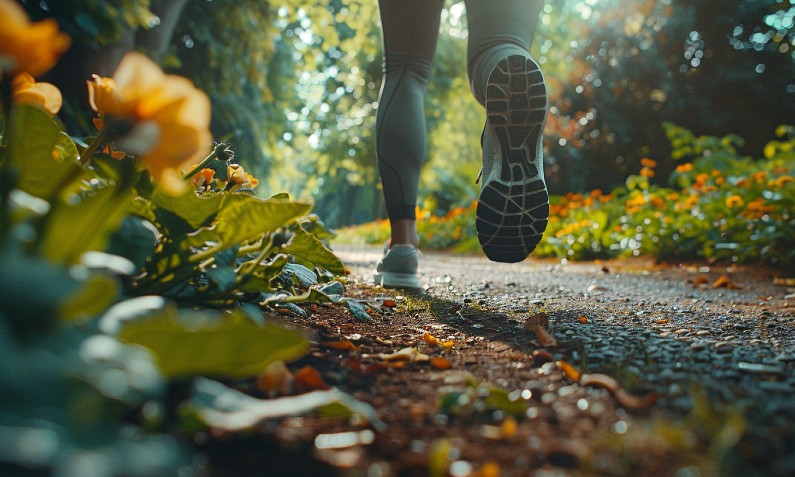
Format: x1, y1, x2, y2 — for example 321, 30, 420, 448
79, 127, 108, 165
183, 142, 228, 180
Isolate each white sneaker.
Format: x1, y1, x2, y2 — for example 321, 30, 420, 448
374, 244, 421, 289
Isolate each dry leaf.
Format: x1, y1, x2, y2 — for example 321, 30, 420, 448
690, 276, 709, 286
537, 324, 558, 347
557, 360, 582, 383
526, 312, 557, 347
532, 349, 555, 364
525, 312, 549, 330
712, 274, 743, 289
773, 277, 795, 286
294, 365, 330, 393
578, 315, 588, 324
654, 318, 670, 324
474, 462, 501, 477
369, 347, 430, 363
423, 332, 440, 345
382, 299, 397, 307
440, 340, 455, 350
430, 357, 452, 369
579, 373, 659, 410
255, 361, 293, 395
321, 340, 360, 351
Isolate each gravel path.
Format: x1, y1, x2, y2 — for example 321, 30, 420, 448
329, 245, 795, 476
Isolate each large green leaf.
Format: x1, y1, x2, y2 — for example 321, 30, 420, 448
152, 189, 224, 229
8, 105, 86, 200
212, 196, 312, 248
280, 226, 346, 275
104, 300, 308, 379
190, 377, 385, 431
41, 185, 135, 264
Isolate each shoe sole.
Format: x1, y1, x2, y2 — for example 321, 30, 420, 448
374, 271, 422, 290
477, 55, 549, 263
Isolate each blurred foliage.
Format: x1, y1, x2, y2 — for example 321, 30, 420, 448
337, 123, 795, 268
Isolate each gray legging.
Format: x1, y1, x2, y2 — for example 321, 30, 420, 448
376, 0, 544, 221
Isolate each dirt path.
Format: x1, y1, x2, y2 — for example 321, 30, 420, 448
206, 246, 795, 477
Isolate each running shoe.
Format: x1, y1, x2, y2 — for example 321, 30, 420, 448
477, 55, 549, 263
374, 243, 422, 289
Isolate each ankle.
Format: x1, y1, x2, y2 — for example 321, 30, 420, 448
389, 219, 420, 249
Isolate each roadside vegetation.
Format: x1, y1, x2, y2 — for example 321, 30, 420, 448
337, 123, 795, 268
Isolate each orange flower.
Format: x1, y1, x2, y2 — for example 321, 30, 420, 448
640, 158, 657, 168
245, 173, 259, 188
640, 167, 655, 178
192, 167, 216, 188
775, 175, 794, 187
11, 72, 61, 114
0, 0, 71, 76
675, 163, 693, 173
724, 195, 744, 208
87, 52, 212, 195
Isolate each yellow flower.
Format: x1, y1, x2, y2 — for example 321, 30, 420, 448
0, 0, 71, 76
11, 72, 61, 113
245, 173, 259, 188
724, 195, 744, 208
86, 52, 212, 195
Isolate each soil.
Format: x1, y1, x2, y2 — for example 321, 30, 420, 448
199, 246, 795, 477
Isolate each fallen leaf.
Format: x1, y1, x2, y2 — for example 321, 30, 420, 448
423, 332, 440, 345
382, 299, 397, 307
690, 276, 709, 286
255, 361, 293, 395
537, 324, 558, 347
525, 312, 549, 330
501, 416, 518, 438
474, 462, 501, 477
654, 318, 670, 324
369, 347, 429, 363
578, 315, 587, 324
294, 365, 330, 393
526, 312, 557, 347
557, 360, 581, 383
773, 277, 795, 286
712, 274, 743, 289
613, 389, 661, 410
440, 340, 455, 350
430, 357, 453, 369
321, 340, 360, 351
532, 349, 554, 364
579, 373, 659, 410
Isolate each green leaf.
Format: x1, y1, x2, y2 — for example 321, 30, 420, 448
41, 185, 135, 264
281, 226, 346, 275
0, 248, 79, 333
105, 301, 308, 379
212, 196, 312, 248
206, 246, 238, 293
59, 273, 119, 323
190, 378, 385, 431
105, 216, 159, 270
152, 189, 224, 229
341, 297, 372, 322
281, 262, 318, 287
8, 105, 86, 199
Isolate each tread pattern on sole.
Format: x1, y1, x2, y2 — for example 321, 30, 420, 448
477, 56, 548, 263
